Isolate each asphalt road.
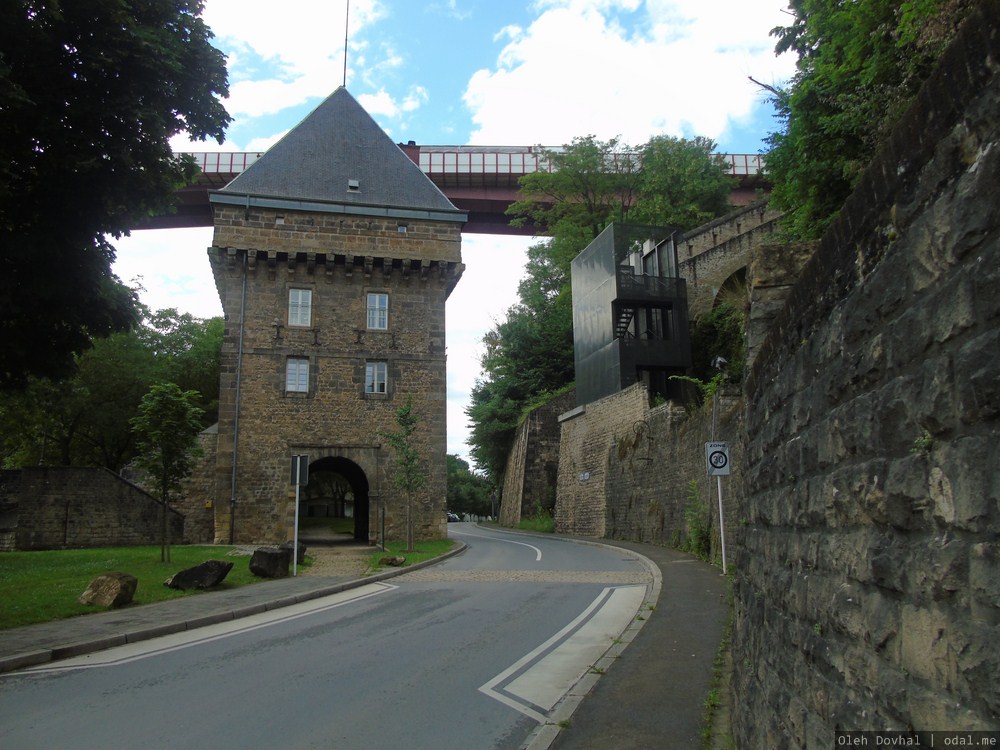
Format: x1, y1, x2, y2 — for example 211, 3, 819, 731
0, 526, 654, 750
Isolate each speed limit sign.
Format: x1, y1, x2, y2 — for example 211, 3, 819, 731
705, 442, 731, 476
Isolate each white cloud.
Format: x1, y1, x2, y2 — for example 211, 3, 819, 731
201, 0, 387, 119
464, 0, 795, 147
112, 228, 220, 319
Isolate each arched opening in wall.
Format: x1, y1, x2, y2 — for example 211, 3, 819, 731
690, 267, 749, 384
300, 457, 370, 544
713, 267, 748, 312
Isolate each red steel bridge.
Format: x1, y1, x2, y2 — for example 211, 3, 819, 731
151, 144, 767, 235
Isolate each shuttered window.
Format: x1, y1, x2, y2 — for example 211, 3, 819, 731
289, 288, 312, 327
286, 358, 309, 393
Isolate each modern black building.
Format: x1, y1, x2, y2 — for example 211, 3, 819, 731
571, 223, 692, 406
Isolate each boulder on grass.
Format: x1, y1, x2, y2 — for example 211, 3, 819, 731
250, 547, 291, 578
379, 555, 406, 567
164, 560, 233, 590
79, 572, 138, 607
280, 540, 307, 565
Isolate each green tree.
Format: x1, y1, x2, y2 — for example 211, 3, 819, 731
763, 0, 972, 239
632, 135, 734, 229
380, 396, 426, 553
446, 454, 491, 517
130, 382, 204, 561
139, 309, 224, 423
0, 0, 230, 389
510, 135, 643, 241
0, 308, 222, 471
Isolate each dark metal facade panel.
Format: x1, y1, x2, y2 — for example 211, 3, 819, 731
571, 223, 693, 406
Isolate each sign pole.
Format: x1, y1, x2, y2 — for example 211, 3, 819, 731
293, 481, 301, 577
716, 475, 727, 575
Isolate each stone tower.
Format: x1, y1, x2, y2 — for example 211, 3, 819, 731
206, 87, 465, 545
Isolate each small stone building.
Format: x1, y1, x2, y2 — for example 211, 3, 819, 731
205, 87, 466, 545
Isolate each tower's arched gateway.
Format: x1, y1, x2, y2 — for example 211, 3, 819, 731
300, 455, 370, 543
206, 87, 465, 545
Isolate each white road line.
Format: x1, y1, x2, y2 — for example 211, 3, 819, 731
18, 583, 397, 674
449, 528, 543, 561
479, 585, 646, 722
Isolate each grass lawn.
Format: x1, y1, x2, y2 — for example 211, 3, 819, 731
367, 539, 457, 572
0, 545, 282, 630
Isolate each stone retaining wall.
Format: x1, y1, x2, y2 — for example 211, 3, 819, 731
499, 389, 576, 526
0, 467, 184, 550
732, 5, 1000, 743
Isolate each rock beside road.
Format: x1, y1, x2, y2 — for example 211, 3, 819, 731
249, 547, 290, 578
79, 572, 138, 607
165, 560, 233, 590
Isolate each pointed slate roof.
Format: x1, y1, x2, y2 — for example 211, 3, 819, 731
211, 87, 465, 224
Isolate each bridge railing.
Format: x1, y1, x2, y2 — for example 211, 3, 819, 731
418, 148, 554, 175
180, 148, 765, 179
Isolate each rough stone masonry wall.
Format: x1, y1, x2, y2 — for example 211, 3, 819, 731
605, 392, 742, 563
732, 7, 1000, 745
1, 467, 183, 550
173, 427, 219, 543
679, 199, 784, 316
500, 388, 576, 527
555, 385, 648, 536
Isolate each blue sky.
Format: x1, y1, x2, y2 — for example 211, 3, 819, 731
112, 0, 795, 463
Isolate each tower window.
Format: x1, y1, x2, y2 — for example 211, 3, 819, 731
286, 358, 310, 393
365, 361, 387, 394
288, 288, 312, 327
367, 293, 389, 330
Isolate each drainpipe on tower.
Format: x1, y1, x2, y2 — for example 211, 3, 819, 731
229, 248, 248, 544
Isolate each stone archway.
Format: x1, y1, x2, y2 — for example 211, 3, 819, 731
300, 456, 370, 543
713, 267, 748, 310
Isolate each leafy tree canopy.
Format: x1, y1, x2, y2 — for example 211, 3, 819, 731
446, 455, 491, 518
764, 0, 972, 239
0, 0, 230, 389
467, 134, 734, 481
0, 305, 222, 471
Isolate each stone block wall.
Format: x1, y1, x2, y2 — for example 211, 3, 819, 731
746, 241, 816, 367
0, 467, 183, 550
679, 199, 784, 316
174, 426, 219, 543
499, 388, 576, 526
605, 392, 741, 561
732, 6, 1000, 744
554, 384, 649, 536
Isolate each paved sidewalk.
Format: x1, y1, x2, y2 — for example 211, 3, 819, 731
0, 535, 730, 750
548, 539, 730, 749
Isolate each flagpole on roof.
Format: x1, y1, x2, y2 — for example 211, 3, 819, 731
343, 0, 350, 87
